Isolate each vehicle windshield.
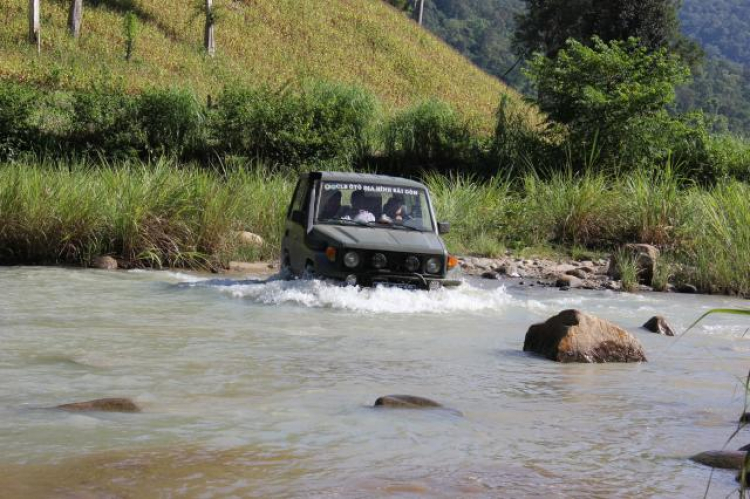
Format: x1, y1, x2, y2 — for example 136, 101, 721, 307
316, 181, 435, 232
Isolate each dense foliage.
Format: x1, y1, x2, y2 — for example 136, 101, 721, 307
418, 0, 750, 136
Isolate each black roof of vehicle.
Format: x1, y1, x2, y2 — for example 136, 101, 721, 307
306, 171, 428, 190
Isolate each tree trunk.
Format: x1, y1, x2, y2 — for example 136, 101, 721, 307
28, 0, 40, 52
68, 0, 83, 38
414, 0, 424, 25
204, 0, 215, 57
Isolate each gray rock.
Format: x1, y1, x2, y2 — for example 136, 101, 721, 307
690, 450, 747, 470
566, 268, 589, 280
556, 275, 583, 288
608, 244, 660, 285
374, 395, 443, 409
523, 309, 647, 363
642, 316, 676, 336
92, 255, 117, 270
56, 397, 140, 413
481, 271, 500, 280
739, 443, 750, 452
677, 284, 698, 294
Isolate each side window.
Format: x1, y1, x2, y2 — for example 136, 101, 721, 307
288, 178, 309, 217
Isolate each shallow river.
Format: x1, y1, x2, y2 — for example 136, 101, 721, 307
1, 267, 749, 498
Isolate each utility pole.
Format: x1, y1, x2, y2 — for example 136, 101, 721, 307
205, 0, 215, 57
68, 0, 83, 38
28, 0, 40, 52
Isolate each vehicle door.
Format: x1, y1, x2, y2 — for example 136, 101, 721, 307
284, 177, 311, 273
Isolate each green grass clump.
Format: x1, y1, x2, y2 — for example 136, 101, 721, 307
612, 247, 640, 293
0, 160, 294, 268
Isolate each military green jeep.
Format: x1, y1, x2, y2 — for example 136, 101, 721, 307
281, 171, 460, 289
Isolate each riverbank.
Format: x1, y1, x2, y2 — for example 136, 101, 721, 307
1, 160, 748, 296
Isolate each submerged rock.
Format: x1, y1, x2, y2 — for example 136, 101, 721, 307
690, 450, 747, 470
741, 413, 750, 424
56, 397, 141, 413
642, 316, 676, 336
555, 275, 583, 289
739, 443, 750, 452
374, 395, 443, 409
677, 283, 698, 294
92, 255, 118, 270
523, 309, 647, 363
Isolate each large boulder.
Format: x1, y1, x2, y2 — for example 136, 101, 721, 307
690, 450, 747, 470
642, 316, 676, 336
608, 244, 659, 285
56, 398, 141, 413
523, 309, 647, 363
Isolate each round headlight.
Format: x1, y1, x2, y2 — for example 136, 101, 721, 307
344, 251, 360, 269
425, 257, 441, 274
404, 256, 420, 273
372, 253, 387, 269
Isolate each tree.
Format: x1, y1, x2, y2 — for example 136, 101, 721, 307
28, 0, 40, 52
514, 0, 696, 62
526, 37, 691, 166
68, 0, 83, 38
205, 0, 215, 57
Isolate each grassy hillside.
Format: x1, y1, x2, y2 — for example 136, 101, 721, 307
0, 0, 520, 128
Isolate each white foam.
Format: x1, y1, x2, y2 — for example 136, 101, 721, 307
200, 278, 512, 314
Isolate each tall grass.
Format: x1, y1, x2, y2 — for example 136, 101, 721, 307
0, 160, 294, 268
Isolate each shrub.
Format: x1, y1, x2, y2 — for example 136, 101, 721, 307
136, 87, 204, 157
0, 81, 38, 159
69, 84, 143, 157
209, 81, 377, 166
491, 95, 547, 175
382, 99, 478, 172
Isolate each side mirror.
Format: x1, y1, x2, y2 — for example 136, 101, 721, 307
291, 210, 305, 226
437, 221, 450, 234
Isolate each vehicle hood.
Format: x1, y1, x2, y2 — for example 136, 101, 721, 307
312, 225, 446, 255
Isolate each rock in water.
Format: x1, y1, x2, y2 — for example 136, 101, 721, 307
56, 398, 141, 413
555, 275, 583, 288
642, 316, 676, 336
739, 443, 750, 452
690, 450, 747, 470
523, 309, 647, 363
92, 256, 118, 270
374, 395, 443, 409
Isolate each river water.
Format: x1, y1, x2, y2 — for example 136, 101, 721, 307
1, 267, 748, 498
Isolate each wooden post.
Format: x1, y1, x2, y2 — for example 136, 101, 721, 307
204, 0, 215, 57
28, 0, 40, 52
68, 0, 83, 38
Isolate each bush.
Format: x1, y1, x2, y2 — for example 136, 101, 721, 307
209, 81, 377, 166
491, 95, 547, 175
382, 99, 478, 172
0, 81, 38, 160
136, 87, 204, 158
69, 84, 143, 158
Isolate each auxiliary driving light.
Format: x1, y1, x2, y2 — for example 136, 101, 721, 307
344, 251, 360, 269
425, 257, 441, 274
345, 274, 358, 286
404, 256, 420, 272
371, 253, 387, 269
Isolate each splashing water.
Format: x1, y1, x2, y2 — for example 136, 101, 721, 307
180, 275, 514, 314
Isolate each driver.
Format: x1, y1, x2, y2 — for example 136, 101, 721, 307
383, 194, 408, 222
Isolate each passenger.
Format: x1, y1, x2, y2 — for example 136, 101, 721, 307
319, 190, 342, 220
383, 194, 408, 222
345, 190, 375, 223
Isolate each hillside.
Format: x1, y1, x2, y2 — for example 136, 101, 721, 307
0, 0, 519, 127
681, 0, 750, 66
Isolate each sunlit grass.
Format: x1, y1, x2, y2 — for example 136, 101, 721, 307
0, 0, 525, 131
